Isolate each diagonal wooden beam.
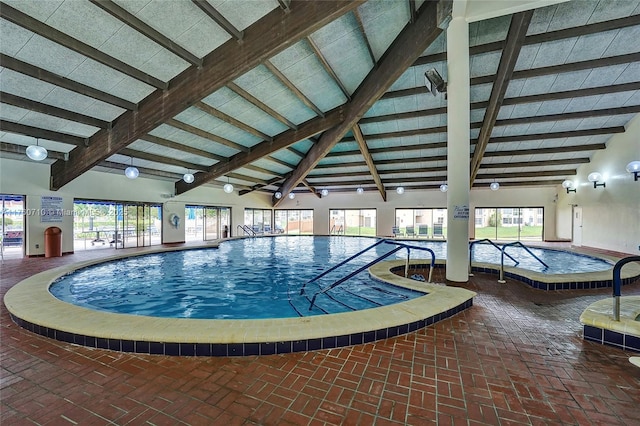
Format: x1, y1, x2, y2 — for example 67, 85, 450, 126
307, 37, 351, 100
195, 101, 272, 141
482, 143, 606, 158
140, 135, 226, 162
50, 1, 361, 190
353, 9, 377, 66
302, 179, 322, 198
191, 0, 244, 41
0, 92, 110, 129
239, 176, 285, 196
0, 2, 166, 89
89, 0, 202, 67
0, 54, 137, 111
166, 119, 249, 153
273, 2, 442, 206
0, 120, 87, 146
277, 0, 291, 12
264, 60, 324, 117
227, 82, 298, 130
480, 158, 590, 169
352, 124, 386, 201
175, 105, 345, 194
119, 148, 205, 171
469, 10, 533, 185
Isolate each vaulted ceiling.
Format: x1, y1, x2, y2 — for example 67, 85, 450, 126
1, 0, 639, 206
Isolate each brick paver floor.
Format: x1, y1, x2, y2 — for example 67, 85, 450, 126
1, 247, 639, 425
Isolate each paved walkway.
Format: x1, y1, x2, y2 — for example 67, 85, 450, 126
1, 248, 639, 425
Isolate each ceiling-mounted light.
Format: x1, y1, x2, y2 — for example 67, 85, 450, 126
274, 191, 282, 199
223, 176, 233, 193
626, 160, 640, 181
490, 181, 500, 191
587, 172, 605, 188
288, 192, 295, 199
320, 189, 329, 197
356, 187, 364, 194
396, 186, 405, 195
439, 183, 448, 193
25, 138, 47, 161
562, 180, 576, 193
124, 157, 139, 179
183, 171, 195, 184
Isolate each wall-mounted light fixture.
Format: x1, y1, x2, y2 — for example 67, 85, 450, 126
396, 186, 405, 195
124, 157, 139, 179
562, 180, 576, 193
627, 160, 640, 181
587, 172, 605, 188
25, 138, 48, 161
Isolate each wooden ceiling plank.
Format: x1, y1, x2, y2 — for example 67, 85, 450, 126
0, 2, 166, 89
470, 10, 534, 185
496, 105, 640, 127
353, 9, 377, 66
175, 105, 345, 194
483, 143, 606, 157
0, 54, 137, 111
227, 82, 298, 130
476, 169, 577, 179
140, 135, 225, 161
50, 1, 361, 190
307, 37, 351, 100
0, 92, 110, 129
264, 60, 325, 117
352, 124, 387, 201
244, 164, 283, 177
490, 126, 625, 144
0, 120, 87, 146
479, 158, 590, 169
90, 0, 202, 67
166, 119, 249, 152
119, 147, 205, 171
191, 0, 244, 41
227, 172, 269, 185
195, 101, 272, 141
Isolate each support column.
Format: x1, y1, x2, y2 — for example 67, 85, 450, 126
446, 12, 470, 282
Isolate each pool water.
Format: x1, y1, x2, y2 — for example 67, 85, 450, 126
49, 236, 612, 320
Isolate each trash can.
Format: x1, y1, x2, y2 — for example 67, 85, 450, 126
222, 225, 229, 238
44, 226, 62, 258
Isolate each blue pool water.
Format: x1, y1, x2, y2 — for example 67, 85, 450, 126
50, 236, 612, 320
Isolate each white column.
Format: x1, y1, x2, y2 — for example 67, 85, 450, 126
445, 14, 470, 282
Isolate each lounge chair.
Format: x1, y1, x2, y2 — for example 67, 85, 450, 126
433, 223, 444, 238
405, 226, 415, 237
392, 226, 401, 237
417, 224, 429, 238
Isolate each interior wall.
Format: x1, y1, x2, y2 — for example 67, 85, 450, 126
556, 113, 640, 255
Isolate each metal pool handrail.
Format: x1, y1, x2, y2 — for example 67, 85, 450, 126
498, 241, 549, 283
612, 256, 640, 321
237, 224, 256, 236
468, 239, 518, 276
309, 246, 403, 310
383, 240, 436, 283
301, 239, 388, 295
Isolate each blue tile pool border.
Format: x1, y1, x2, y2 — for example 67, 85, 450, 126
9, 298, 473, 357
583, 325, 640, 353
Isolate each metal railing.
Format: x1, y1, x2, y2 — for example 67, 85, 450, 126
468, 239, 518, 276
498, 241, 548, 283
307, 239, 437, 311
612, 256, 640, 321
236, 224, 256, 236
383, 240, 436, 283
301, 239, 388, 295
330, 224, 344, 235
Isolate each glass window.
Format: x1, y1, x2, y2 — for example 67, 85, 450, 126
330, 209, 377, 236
186, 205, 231, 241
394, 208, 447, 238
474, 207, 543, 241
273, 210, 314, 235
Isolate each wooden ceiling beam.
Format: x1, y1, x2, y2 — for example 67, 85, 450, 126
307, 37, 351, 100
0, 2, 166, 89
476, 169, 577, 179
0, 54, 136, 111
50, 1, 361, 190
352, 124, 386, 201
175, 105, 345, 194
480, 158, 590, 169
496, 105, 640, 127
191, 0, 244, 41
140, 135, 226, 162
353, 9, 377, 66
0, 92, 110, 129
273, 2, 443, 206
470, 10, 534, 185
482, 143, 606, 157
0, 120, 88, 146
472, 179, 563, 188
302, 179, 322, 198
98, 161, 182, 180
119, 148, 205, 171
90, 0, 202, 67
489, 126, 625, 144
264, 60, 324, 117
239, 176, 285, 196
195, 101, 272, 141
0, 141, 66, 160
166, 119, 249, 152
227, 82, 298, 130
226, 172, 270, 185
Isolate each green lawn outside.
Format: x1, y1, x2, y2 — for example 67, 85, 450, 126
474, 225, 542, 240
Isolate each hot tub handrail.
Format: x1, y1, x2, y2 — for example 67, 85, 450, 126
383, 240, 436, 283
301, 238, 388, 295
468, 239, 518, 276
309, 246, 403, 310
612, 256, 640, 321
498, 241, 548, 283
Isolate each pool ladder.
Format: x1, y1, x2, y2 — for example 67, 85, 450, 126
301, 239, 436, 311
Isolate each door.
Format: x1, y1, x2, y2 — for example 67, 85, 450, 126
572, 206, 583, 247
